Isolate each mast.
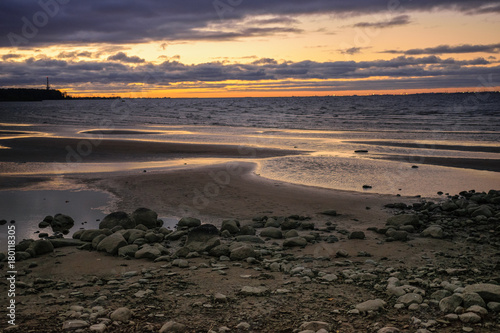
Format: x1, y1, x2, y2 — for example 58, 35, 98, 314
46, 77, 50, 90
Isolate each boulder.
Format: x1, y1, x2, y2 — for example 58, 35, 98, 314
159, 321, 186, 333
240, 286, 269, 296
221, 220, 240, 234
421, 225, 444, 239
80, 229, 108, 242
464, 283, 500, 302
463, 292, 487, 309
177, 217, 201, 228
397, 293, 423, 306
239, 225, 256, 235
281, 219, 300, 230
110, 307, 132, 322
185, 224, 220, 253
348, 231, 366, 240
284, 230, 299, 238
49, 238, 86, 248
235, 235, 265, 243
92, 234, 107, 249
471, 206, 493, 218
320, 210, 337, 216
386, 214, 420, 227
135, 245, 162, 260
283, 237, 307, 247
209, 244, 230, 257
118, 244, 139, 257
299, 322, 330, 331
51, 214, 75, 233
355, 299, 386, 312
230, 244, 256, 261
439, 294, 463, 313
260, 227, 283, 239
132, 208, 158, 229
29, 239, 54, 256
99, 212, 135, 230
96, 233, 127, 255
123, 229, 146, 243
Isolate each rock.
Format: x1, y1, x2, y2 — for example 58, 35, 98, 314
299, 321, 330, 331
421, 225, 444, 239
284, 230, 299, 238
463, 292, 487, 309
264, 218, 280, 228
51, 214, 75, 233
230, 244, 256, 261
459, 312, 481, 323
172, 259, 189, 268
38, 221, 50, 228
92, 234, 107, 249
397, 293, 423, 306
118, 245, 138, 257
185, 224, 220, 253
377, 328, 400, 333
96, 233, 127, 255
177, 217, 201, 228
280, 219, 300, 230
439, 294, 463, 313
99, 212, 135, 230
235, 235, 265, 244
132, 208, 158, 229
209, 244, 230, 257
466, 305, 488, 315
260, 227, 283, 239
239, 225, 256, 235
355, 299, 386, 312
48, 238, 86, 248
240, 286, 269, 296
283, 237, 307, 247
110, 307, 132, 322
431, 290, 452, 301
135, 245, 162, 260
214, 293, 227, 303
386, 229, 408, 241
320, 274, 338, 282
144, 231, 163, 243
236, 322, 251, 330
472, 206, 493, 218
348, 231, 366, 240
441, 201, 459, 211
80, 229, 108, 242
159, 321, 186, 333
221, 220, 240, 234
464, 283, 500, 302
15, 251, 31, 261
124, 229, 146, 243
386, 214, 420, 227
89, 323, 107, 332
321, 210, 337, 216
166, 230, 188, 241
62, 320, 89, 330
29, 239, 54, 256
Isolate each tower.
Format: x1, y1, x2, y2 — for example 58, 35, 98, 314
46, 77, 50, 90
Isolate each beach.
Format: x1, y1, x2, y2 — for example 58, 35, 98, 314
1, 96, 500, 332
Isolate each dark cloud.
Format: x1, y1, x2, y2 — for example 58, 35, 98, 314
0, 0, 497, 47
57, 51, 93, 59
107, 52, 145, 63
1, 54, 498, 93
383, 43, 500, 55
1, 53, 22, 60
339, 47, 365, 55
352, 15, 411, 29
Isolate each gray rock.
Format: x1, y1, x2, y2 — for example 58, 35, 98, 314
99, 212, 135, 230
62, 320, 89, 330
38, 221, 50, 228
464, 283, 500, 302
230, 244, 256, 261
209, 244, 230, 257
89, 323, 107, 332
442, 201, 459, 211
377, 328, 401, 333
421, 225, 444, 239
398, 293, 423, 306
185, 224, 220, 253
72, 229, 85, 239
221, 220, 240, 234
260, 227, 283, 239
135, 245, 162, 260
386, 229, 408, 241
144, 232, 163, 243
96, 233, 127, 255
386, 214, 420, 227
463, 292, 487, 309
92, 234, 107, 249
118, 244, 139, 257
283, 237, 307, 247
239, 225, 256, 235
348, 231, 366, 240
51, 214, 75, 233
177, 217, 201, 228
29, 239, 54, 256
110, 307, 132, 322
439, 294, 463, 313
165, 230, 188, 241
235, 235, 265, 243
159, 321, 186, 333
320, 210, 337, 216
280, 219, 300, 230
471, 206, 493, 218
299, 321, 330, 331
459, 312, 481, 323
487, 302, 500, 312
80, 229, 108, 242
431, 289, 452, 301
132, 208, 158, 229
123, 229, 146, 243
284, 230, 299, 238
355, 299, 386, 312
240, 286, 269, 296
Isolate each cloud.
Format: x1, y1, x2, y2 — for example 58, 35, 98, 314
352, 15, 411, 29
383, 43, 500, 55
57, 51, 93, 59
1, 53, 22, 60
0, 0, 497, 47
1, 54, 498, 94
338, 47, 367, 55
107, 52, 145, 63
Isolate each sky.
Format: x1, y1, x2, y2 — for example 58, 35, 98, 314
0, 0, 499, 97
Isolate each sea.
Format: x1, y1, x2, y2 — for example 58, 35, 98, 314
1, 93, 499, 242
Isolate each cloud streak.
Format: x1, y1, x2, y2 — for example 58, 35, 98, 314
383, 43, 500, 55
352, 15, 411, 29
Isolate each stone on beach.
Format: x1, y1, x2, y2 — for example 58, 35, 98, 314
159, 321, 186, 333
29, 239, 54, 256
464, 283, 500, 303
185, 224, 220, 253
355, 299, 386, 312
386, 214, 420, 227
260, 227, 283, 239
177, 216, 201, 228
283, 237, 307, 247
99, 211, 135, 230
110, 307, 132, 322
132, 207, 158, 229
421, 225, 444, 239
51, 213, 75, 233
96, 233, 128, 255
230, 244, 256, 261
